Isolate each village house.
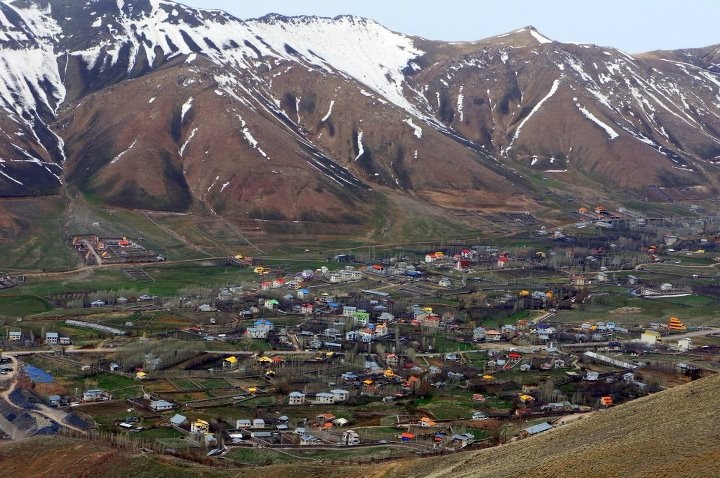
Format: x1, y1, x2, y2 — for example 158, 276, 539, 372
451, 433, 476, 449
236, 419, 252, 429
301, 303, 314, 315
385, 353, 400, 368
641, 330, 661, 345
329, 272, 343, 283
485, 330, 502, 342
343, 306, 357, 317
520, 422, 553, 438
288, 391, 306, 405
191, 419, 210, 434
331, 389, 350, 402
379, 312, 395, 323
422, 314, 441, 328
223, 356, 238, 369
90, 300, 106, 308
314, 392, 335, 404
83, 389, 112, 402
45, 332, 59, 345
247, 319, 274, 339
252, 419, 266, 429
149, 400, 175, 412
473, 327, 486, 341
297, 288, 312, 300
264, 299, 279, 310
170, 414, 188, 428
353, 311, 370, 326
425, 252, 445, 263
342, 430, 360, 445
8, 331, 21, 341
59, 336, 71, 345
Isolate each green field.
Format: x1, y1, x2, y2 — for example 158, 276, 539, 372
553, 293, 720, 327
0, 295, 52, 316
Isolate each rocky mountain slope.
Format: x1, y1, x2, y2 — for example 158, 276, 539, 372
1, 0, 719, 223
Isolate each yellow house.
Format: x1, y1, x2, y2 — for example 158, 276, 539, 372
384, 369, 396, 378
191, 419, 210, 433
640, 330, 662, 345
135, 371, 148, 379
223, 356, 238, 368
257, 356, 273, 364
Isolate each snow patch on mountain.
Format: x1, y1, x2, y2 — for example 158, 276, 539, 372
181, 97, 193, 122
355, 130, 364, 160
404, 118, 423, 139
110, 139, 138, 164
457, 85, 465, 122
321, 100, 335, 122
246, 15, 424, 115
180, 128, 198, 156
575, 101, 619, 140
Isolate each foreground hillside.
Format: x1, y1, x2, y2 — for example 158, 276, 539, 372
387, 372, 720, 478
1, 373, 719, 478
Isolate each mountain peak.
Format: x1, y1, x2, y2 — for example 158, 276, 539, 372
515, 25, 553, 44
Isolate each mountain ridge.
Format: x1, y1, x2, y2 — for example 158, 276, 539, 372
0, 0, 719, 226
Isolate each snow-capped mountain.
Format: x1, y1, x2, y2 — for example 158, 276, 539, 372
0, 0, 719, 221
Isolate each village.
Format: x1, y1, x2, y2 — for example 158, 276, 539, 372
1, 207, 720, 464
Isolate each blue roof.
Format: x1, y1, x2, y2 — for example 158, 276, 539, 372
299, 289, 310, 294
255, 319, 272, 325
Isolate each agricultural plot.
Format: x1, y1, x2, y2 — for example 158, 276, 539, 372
122, 268, 155, 282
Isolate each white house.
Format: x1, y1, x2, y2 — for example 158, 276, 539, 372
149, 400, 175, 412
331, 389, 350, 402
329, 273, 342, 283
288, 391, 306, 405
343, 306, 357, 317
246, 327, 270, 339
236, 419, 252, 429
314, 392, 335, 404
90, 300, 106, 308
342, 430, 360, 445
8, 331, 21, 341
677, 337, 693, 352
379, 312, 395, 323
252, 419, 266, 429
45, 332, 59, 345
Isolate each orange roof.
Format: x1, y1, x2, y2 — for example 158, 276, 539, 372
317, 413, 335, 420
